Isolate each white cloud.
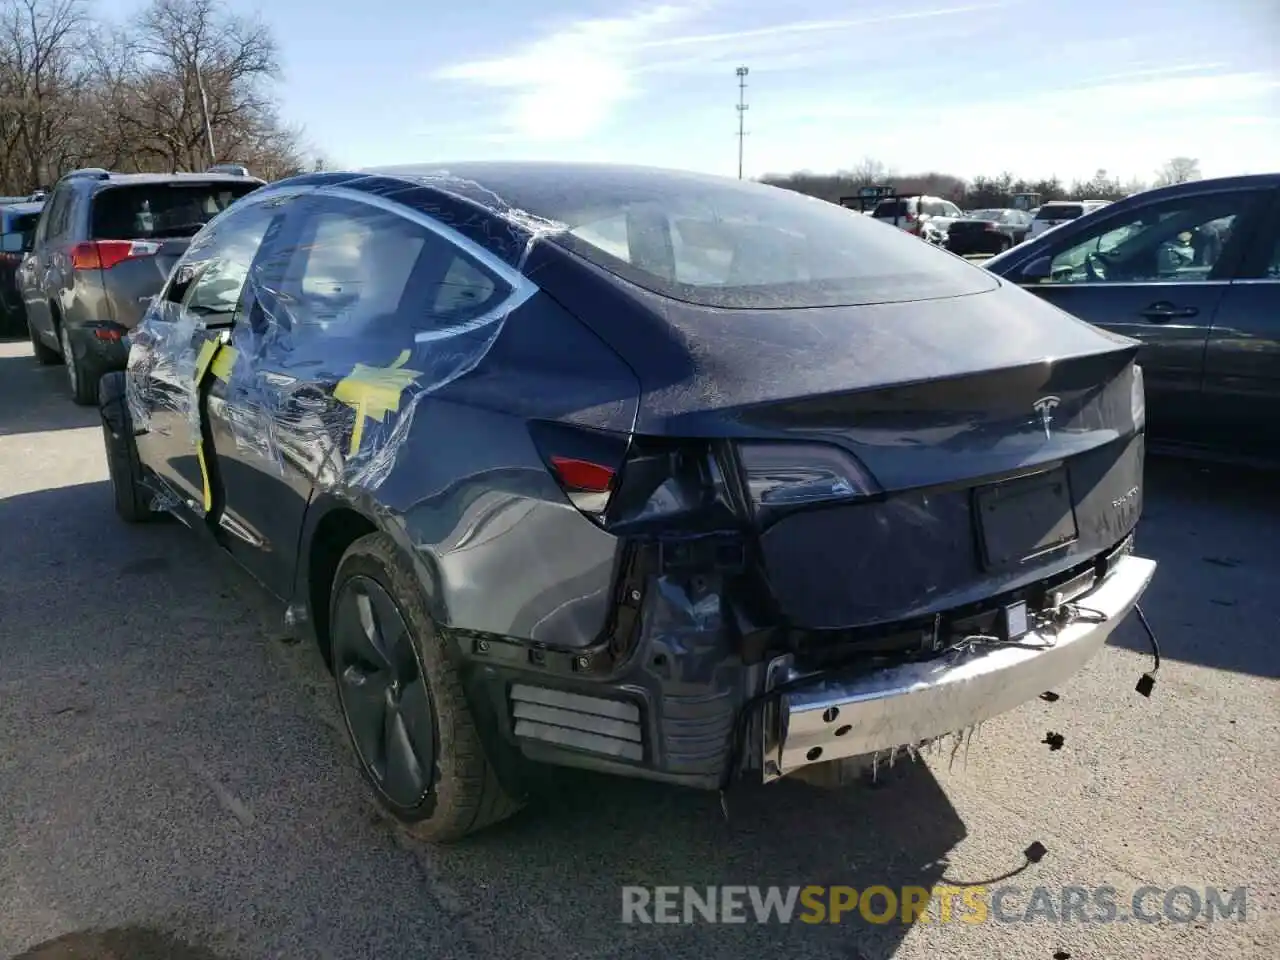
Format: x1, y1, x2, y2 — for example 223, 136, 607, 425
754, 67, 1280, 181
430, 2, 1009, 142
431, 5, 695, 142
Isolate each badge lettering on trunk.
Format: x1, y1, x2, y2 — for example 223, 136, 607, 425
1033, 396, 1060, 439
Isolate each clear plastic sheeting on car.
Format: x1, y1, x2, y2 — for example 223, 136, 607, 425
123, 176, 565, 511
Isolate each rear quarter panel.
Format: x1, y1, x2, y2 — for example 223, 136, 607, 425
298, 290, 643, 648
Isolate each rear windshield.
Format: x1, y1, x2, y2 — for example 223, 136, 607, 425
542, 181, 993, 308
871, 199, 916, 218
1035, 204, 1084, 221
91, 181, 260, 241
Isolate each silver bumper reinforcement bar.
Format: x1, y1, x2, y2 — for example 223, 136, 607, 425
761, 555, 1158, 782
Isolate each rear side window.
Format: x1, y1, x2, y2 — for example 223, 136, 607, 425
554, 182, 995, 308
91, 181, 259, 241
1036, 204, 1084, 221
3, 211, 40, 249
872, 199, 916, 218
265, 196, 511, 337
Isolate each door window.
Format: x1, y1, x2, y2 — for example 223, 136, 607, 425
267, 196, 511, 338
163, 201, 279, 325
36, 188, 68, 245
1043, 191, 1258, 284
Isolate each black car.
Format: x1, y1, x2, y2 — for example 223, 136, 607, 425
984, 173, 1280, 462
19, 166, 264, 403
0, 200, 42, 335
945, 208, 1033, 255
101, 163, 1156, 840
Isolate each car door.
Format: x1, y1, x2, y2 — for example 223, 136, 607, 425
21, 185, 67, 344
202, 191, 516, 598
130, 196, 287, 516
1012, 185, 1273, 446
1199, 187, 1280, 456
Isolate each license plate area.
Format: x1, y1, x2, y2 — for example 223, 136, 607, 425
975, 467, 1078, 571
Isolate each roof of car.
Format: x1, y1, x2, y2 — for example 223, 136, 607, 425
361, 161, 803, 221
64, 171, 265, 189
3, 201, 43, 216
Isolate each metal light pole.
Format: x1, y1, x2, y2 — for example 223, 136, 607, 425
735, 66, 749, 179
194, 61, 217, 166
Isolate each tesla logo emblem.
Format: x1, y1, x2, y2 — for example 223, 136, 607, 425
1033, 396, 1061, 439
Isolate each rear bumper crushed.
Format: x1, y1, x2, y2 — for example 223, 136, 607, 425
481, 549, 1156, 790
759, 554, 1157, 782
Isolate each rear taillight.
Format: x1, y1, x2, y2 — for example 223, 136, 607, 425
71, 240, 160, 271
529, 420, 629, 520
736, 441, 881, 520
1131, 364, 1146, 430
530, 421, 733, 528
548, 455, 617, 515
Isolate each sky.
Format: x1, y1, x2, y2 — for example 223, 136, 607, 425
228, 0, 1278, 182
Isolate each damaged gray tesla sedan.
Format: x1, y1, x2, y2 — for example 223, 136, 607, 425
98, 162, 1157, 841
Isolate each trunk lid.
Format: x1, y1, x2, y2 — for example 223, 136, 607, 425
630, 285, 1144, 630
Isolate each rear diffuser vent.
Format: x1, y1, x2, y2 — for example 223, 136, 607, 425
509, 684, 644, 762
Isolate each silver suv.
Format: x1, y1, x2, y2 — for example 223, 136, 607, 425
19, 167, 263, 403
871, 194, 964, 243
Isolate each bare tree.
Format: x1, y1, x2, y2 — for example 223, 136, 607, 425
0, 0, 90, 190
130, 0, 288, 172
1154, 157, 1202, 187
850, 156, 886, 187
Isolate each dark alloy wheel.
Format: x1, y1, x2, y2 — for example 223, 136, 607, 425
328, 533, 523, 842
332, 574, 438, 812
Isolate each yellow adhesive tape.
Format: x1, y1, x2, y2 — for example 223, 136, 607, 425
210, 345, 238, 382
333, 348, 421, 456
190, 336, 230, 513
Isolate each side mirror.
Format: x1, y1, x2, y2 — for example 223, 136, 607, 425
1020, 256, 1052, 282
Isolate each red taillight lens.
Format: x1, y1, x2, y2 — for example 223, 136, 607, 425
529, 420, 630, 520
71, 240, 160, 271
549, 456, 616, 493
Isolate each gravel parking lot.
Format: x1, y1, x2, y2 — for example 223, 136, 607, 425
1, 335, 1276, 960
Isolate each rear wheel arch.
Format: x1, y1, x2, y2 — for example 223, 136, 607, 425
301, 501, 448, 668
304, 505, 378, 668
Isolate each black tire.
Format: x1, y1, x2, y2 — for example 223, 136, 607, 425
99, 371, 155, 523
60, 320, 99, 405
28, 317, 60, 365
999, 237, 1013, 252
330, 532, 523, 842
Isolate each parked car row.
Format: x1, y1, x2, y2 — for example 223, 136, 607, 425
865, 194, 1116, 255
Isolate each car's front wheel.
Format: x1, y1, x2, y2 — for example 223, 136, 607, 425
330, 532, 523, 842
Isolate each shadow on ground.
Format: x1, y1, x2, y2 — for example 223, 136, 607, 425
10, 927, 229, 960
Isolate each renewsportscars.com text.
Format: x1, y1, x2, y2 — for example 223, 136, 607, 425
620, 885, 1248, 925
